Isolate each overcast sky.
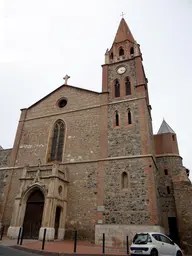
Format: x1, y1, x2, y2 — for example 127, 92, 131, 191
0, 0, 191, 175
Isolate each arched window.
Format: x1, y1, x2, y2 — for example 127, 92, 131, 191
130, 47, 134, 56
125, 77, 131, 95
128, 109, 132, 125
115, 111, 119, 127
119, 47, 124, 56
114, 79, 120, 97
110, 52, 114, 60
121, 172, 128, 189
48, 120, 65, 162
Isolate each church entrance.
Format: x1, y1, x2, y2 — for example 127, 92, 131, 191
23, 190, 44, 239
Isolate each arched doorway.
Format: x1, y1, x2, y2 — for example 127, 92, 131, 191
23, 190, 44, 239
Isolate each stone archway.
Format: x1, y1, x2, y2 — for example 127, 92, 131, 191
23, 189, 44, 239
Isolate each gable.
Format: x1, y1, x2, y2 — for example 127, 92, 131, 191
26, 84, 103, 120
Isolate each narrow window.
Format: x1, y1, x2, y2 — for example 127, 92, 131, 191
125, 77, 131, 95
164, 169, 168, 175
172, 135, 175, 141
130, 47, 134, 55
122, 172, 128, 189
167, 186, 171, 194
48, 120, 65, 162
128, 109, 132, 124
57, 122, 65, 161
119, 47, 124, 56
110, 52, 114, 60
50, 124, 59, 161
115, 111, 119, 126
114, 79, 120, 97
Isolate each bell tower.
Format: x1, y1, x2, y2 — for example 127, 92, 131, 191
98, 18, 163, 239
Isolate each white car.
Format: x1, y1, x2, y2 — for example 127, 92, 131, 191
130, 232, 183, 256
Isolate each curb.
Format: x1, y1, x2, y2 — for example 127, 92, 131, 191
11, 245, 127, 256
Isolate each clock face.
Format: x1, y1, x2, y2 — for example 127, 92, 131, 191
117, 66, 126, 74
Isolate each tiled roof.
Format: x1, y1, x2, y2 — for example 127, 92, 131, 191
157, 120, 175, 134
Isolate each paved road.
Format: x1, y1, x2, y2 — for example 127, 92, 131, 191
0, 245, 40, 256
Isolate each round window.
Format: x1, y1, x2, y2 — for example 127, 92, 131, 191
58, 98, 67, 108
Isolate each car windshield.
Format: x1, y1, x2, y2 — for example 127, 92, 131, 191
133, 233, 150, 244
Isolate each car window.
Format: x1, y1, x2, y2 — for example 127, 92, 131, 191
152, 234, 161, 241
133, 233, 150, 244
159, 235, 173, 244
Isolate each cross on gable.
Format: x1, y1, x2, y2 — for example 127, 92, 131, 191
121, 12, 125, 18
63, 74, 70, 85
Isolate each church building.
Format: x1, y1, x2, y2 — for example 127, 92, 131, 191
0, 18, 191, 253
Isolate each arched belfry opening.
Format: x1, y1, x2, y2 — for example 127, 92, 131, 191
119, 47, 124, 56
23, 189, 45, 239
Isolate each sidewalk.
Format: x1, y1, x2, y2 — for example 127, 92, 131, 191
20, 240, 128, 255
0, 237, 36, 247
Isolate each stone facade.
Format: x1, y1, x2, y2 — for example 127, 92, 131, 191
0, 149, 12, 168
0, 18, 191, 253
173, 179, 192, 254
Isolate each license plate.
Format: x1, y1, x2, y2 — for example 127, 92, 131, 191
135, 251, 143, 254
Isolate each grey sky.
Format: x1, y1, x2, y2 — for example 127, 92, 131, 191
0, 0, 191, 176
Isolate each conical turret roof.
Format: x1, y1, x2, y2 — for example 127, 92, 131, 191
157, 120, 175, 134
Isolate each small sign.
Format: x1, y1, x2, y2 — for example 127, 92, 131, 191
98, 220, 103, 224
97, 205, 105, 212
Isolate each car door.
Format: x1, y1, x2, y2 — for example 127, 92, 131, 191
159, 234, 177, 256
152, 234, 165, 255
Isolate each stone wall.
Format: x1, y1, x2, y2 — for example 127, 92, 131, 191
15, 86, 103, 167
108, 101, 142, 157
103, 158, 148, 224
95, 224, 165, 247
65, 162, 98, 240
155, 156, 183, 233
173, 180, 192, 254
0, 149, 12, 167
1, 168, 22, 225
0, 149, 12, 224
102, 157, 159, 227
0, 169, 9, 217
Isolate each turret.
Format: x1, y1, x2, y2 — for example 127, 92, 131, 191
154, 119, 179, 155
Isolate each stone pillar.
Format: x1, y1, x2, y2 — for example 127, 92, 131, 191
39, 197, 56, 241
57, 201, 67, 240
39, 167, 58, 241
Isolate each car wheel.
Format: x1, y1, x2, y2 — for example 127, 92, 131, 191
176, 251, 182, 256
151, 249, 158, 256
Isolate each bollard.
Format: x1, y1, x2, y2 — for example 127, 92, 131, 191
0, 225, 4, 240
126, 235, 129, 255
42, 228, 47, 250
17, 227, 22, 244
102, 233, 105, 254
20, 227, 24, 245
74, 230, 77, 253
